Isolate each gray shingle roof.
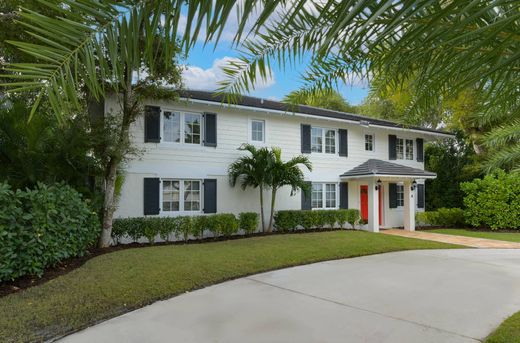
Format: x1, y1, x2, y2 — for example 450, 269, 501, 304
179, 90, 453, 136
340, 159, 437, 178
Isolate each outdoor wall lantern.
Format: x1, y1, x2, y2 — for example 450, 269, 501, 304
411, 180, 417, 191
375, 179, 382, 190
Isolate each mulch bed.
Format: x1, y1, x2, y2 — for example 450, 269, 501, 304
0, 227, 349, 298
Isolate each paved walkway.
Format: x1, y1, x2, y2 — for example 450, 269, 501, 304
60, 249, 520, 343
383, 229, 520, 248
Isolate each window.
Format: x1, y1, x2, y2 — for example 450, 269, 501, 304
311, 127, 336, 154
405, 139, 414, 160
162, 111, 201, 145
251, 120, 265, 142
396, 138, 404, 159
162, 179, 201, 212
311, 183, 337, 209
396, 184, 404, 207
311, 127, 323, 152
365, 134, 374, 151
396, 138, 413, 160
163, 112, 181, 143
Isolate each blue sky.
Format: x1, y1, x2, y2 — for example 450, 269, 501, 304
183, 42, 369, 105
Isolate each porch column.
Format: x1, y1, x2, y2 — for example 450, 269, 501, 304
367, 178, 379, 233
403, 180, 415, 231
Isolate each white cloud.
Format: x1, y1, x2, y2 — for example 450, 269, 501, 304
182, 56, 275, 91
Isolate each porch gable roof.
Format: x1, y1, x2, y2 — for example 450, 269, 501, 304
340, 159, 437, 179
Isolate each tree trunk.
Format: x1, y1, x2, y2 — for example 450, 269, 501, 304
99, 159, 117, 248
267, 187, 277, 233
259, 185, 266, 232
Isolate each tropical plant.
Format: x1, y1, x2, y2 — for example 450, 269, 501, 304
266, 147, 312, 232
228, 144, 273, 232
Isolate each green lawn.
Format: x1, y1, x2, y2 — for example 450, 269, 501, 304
430, 229, 520, 243
0, 231, 460, 343
486, 311, 520, 343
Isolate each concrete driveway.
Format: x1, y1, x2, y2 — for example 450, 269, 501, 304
60, 249, 520, 343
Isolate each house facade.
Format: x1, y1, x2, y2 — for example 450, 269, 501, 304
110, 90, 452, 232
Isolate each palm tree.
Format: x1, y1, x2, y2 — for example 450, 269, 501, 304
266, 147, 312, 232
228, 144, 273, 232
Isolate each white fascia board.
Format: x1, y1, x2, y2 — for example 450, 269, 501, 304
179, 97, 454, 139
339, 174, 437, 180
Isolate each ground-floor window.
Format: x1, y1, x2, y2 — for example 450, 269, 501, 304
311, 182, 337, 209
396, 184, 404, 207
162, 179, 201, 212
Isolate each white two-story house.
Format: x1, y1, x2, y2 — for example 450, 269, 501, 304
110, 90, 453, 232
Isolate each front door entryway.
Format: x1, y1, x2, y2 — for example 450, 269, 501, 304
360, 185, 382, 225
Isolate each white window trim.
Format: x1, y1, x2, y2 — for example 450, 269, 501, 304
311, 182, 339, 210
160, 109, 203, 146
248, 118, 267, 145
311, 126, 338, 155
364, 132, 375, 152
396, 137, 414, 160
396, 183, 405, 209
160, 178, 203, 215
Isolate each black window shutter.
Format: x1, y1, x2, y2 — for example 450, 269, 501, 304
144, 106, 161, 143
416, 138, 424, 162
204, 113, 217, 147
389, 183, 398, 208
301, 124, 311, 153
339, 182, 348, 209
338, 129, 348, 157
143, 178, 160, 215
388, 135, 397, 160
203, 179, 217, 213
417, 184, 425, 209
301, 181, 312, 210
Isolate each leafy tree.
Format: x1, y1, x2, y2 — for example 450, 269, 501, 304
228, 144, 274, 232
424, 132, 481, 210
266, 147, 311, 232
284, 90, 357, 113
3, 1, 183, 247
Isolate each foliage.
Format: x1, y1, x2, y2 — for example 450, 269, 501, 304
274, 209, 360, 231
425, 133, 482, 210
0, 182, 100, 281
0, 231, 459, 343
239, 212, 259, 235
214, 214, 239, 237
284, 89, 357, 113
461, 170, 520, 230
416, 208, 465, 228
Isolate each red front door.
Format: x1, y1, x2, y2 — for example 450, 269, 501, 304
360, 185, 383, 224
360, 185, 368, 221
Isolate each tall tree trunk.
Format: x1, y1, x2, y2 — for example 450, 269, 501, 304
99, 158, 117, 247
267, 187, 277, 233
259, 185, 266, 232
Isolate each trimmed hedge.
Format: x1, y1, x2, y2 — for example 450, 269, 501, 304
461, 170, 520, 230
274, 209, 361, 232
416, 208, 465, 227
0, 182, 100, 281
112, 212, 259, 243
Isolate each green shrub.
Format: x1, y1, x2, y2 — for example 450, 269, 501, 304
158, 217, 179, 242
215, 213, 239, 237
336, 209, 349, 228
323, 210, 337, 228
416, 208, 465, 227
0, 182, 100, 281
192, 216, 207, 239
346, 209, 361, 227
177, 216, 194, 242
301, 210, 318, 230
461, 170, 520, 230
239, 212, 259, 235
313, 210, 328, 229
274, 211, 298, 232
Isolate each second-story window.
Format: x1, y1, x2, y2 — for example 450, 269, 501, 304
163, 111, 201, 145
251, 120, 265, 143
365, 134, 374, 151
405, 139, 414, 160
396, 137, 414, 160
396, 138, 404, 159
311, 127, 336, 154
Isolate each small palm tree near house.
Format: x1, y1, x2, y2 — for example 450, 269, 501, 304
266, 147, 312, 232
228, 144, 312, 233
228, 144, 274, 232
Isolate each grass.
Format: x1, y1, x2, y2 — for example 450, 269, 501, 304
0, 230, 461, 343
486, 311, 520, 343
429, 229, 520, 243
